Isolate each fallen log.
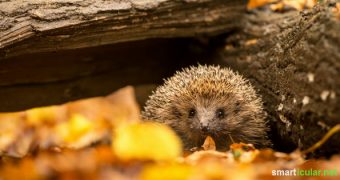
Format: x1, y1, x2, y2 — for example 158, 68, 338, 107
0, 0, 244, 58
214, 1, 340, 157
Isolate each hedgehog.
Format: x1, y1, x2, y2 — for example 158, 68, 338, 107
141, 65, 271, 150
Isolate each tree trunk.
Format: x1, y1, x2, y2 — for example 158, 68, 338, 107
214, 1, 340, 157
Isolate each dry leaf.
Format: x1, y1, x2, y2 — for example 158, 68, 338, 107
140, 164, 194, 180
0, 86, 140, 156
55, 113, 96, 148
202, 136, 216, 151
185, 150, 228, 165
1, 84, 340, 179
112, 122, 182, 161
247, 0, 278, 9
0, 158, 39, 180
244, 39, 258, 46
0, 113, 25, 153
248, 0, 317, 10
305, 0, 317, 9
270, 2, 285, 11
26, 106, 66, 126
105, 86, 141, 124
283, 0, 305, 11
332, 3, 340, 19
228, 143, 259, 163
5, 129, 35, 157
67, 86, 140, 128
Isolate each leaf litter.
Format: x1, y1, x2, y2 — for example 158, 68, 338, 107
0, 85, 339, 179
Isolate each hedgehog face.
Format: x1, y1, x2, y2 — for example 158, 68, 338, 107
169, 93, 253, 150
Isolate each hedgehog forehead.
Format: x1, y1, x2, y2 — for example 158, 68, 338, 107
185, 77, 232, 96
169, 81, 238, 109
160, 65, 257, 110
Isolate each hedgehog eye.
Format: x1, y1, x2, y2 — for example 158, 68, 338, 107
188, 108, 196, 118
216, 108, 225, 119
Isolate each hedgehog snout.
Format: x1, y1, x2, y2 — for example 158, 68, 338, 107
199, 122, 210, 133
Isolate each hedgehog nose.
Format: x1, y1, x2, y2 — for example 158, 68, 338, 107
201, 126, 209, 132
200, 124, 209, 132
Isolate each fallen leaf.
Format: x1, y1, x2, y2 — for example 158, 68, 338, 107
202, 136, 216, 151
332, 2, 340, 19
247, 0, 278, 9
248, 0, 317, 10
185, 150, 228, 165
0, 86, 141, 156
228, 143, 259, 163
305, 0, 317, 9
244, 39, 258, 46
283, 0, 305, 11
0, 158, 39, 180
270, 2, 285, 11
140, 163, 194, 180
112, 122, 182, 161
5, 129, 36, 157
55, 114, 93, 143
26, 106, 66, 126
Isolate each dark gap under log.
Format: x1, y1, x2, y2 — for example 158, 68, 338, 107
0, 38, 215, 112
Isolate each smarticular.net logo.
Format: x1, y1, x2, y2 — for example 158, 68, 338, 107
272, 169, 338, 177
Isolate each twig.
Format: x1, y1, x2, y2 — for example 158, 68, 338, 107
301, 124, 340, 154
228, 134, 235, 144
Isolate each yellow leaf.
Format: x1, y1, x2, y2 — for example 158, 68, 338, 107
55, 114, 93, 143
194, 161, 227, 180
26, 106, 64, 125
140, 164, 193, 180
112, 122, 182, 161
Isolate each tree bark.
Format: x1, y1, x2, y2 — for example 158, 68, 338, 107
214, 1, 340, 156
0, 0, 244, 58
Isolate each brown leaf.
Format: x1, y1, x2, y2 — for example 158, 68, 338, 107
247, 0, 278, 9
270, 2, 285, 11
305, 0, 317, 9
332, 3, 340, 19
185, 150, 228, 165
0, 86, 141, 157
283, 0, 305, 11
201, 136, 216, 151
244, 39, 258, 46
228, 143, 259, 163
